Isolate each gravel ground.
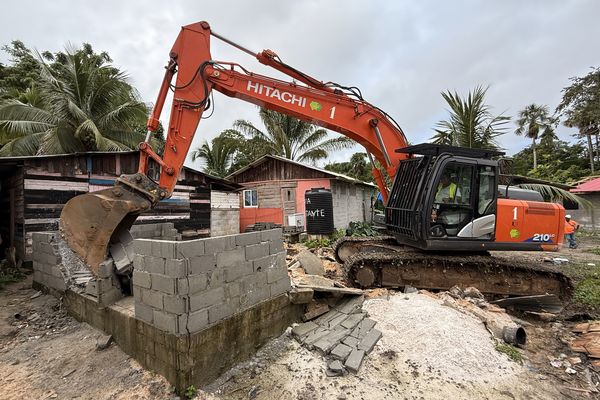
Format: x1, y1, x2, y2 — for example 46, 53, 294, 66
206, 292, 563, 400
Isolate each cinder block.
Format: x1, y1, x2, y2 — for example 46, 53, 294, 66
51, 266, 63, 278
270, 277, 291, 297
51, 276, 67, 292
207, 268, 224, 289
132, 270, 151, 289
252, 254, 277, 272
146, 256, 166, 275
153, 309, 178, 334
142, 288, 164, 309
240, 284, 270, 308
235, 231, 261, 247
216, 248, 245, 268
176, 278, 189, 295
163, 294, 188, 314
176, 240, 205, 258
344, 349, 365, 372
133, 239, 152, 256
225, 282, 241, 298
97, 260, 114, 279
135, 301, 154, 323
190, 254, 217, 274
208, 301, 234, 324
97, 277, 115, 293
224, 262, 253, 283
190, 287, 225, 311
165, 259, 188, 278
132, 254, 145, 271
187, 309, 208, 333
204, 236, 231, 255
188, 274, 208, 294
99, 287, 122, 306
132, 285, 142, 299
151, 274, 176, 295
245, 242, 270, 261
178, 314, 188, 333
159, 240, 178, 259
266, 267, 288, 284
269, 240, 284, 255
33, 270, 42, 284
260, 228, 282, 242
43, 253, 59, 265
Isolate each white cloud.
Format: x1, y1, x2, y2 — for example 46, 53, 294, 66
2, 0, 599, 169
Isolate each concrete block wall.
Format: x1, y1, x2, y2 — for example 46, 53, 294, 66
32, 232, 122, 306
132, 228, 290, 335
130, 222, 180, 240
210, 210, 240, 237
32, 232, 67, 293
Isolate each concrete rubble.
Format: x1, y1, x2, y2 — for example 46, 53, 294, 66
291, 294, 382, 375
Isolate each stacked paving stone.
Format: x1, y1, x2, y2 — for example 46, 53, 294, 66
291, 295, 382, 374
132, 228, 291, 335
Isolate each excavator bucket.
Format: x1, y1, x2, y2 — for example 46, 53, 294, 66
59, 185, 151, 275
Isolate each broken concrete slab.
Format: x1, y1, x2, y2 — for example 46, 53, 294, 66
344, 349, 365, 372
292, 321, 318, 338
326, 360, 346, 377
303, 302, 330, 321
333, 295, 365, 314
303, 328, 330, 347
357, 328, 382, 354
297, 250, 325, 276
331, 343, 353, 361
313, 329, 351, 355
340, 312, 366, 330
342, 336, 359, 348
289, 287, 314, 304
296, 274, 335, 287
351, 318, 377, 340
297, 284, 363, 296
327, 313, 348, 330
95, 334, 113, 351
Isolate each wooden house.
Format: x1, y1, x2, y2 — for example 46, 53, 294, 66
226, 155, 377, 232
0, 151, 241, 263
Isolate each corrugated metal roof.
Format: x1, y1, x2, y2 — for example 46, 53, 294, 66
571, 177, 600, 193
227, 154, 378, 188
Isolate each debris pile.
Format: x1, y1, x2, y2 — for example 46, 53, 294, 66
571, 321, 600, 368
291, 295, 382, 375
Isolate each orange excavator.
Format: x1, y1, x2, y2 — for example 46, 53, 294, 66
59, 21, 571, 298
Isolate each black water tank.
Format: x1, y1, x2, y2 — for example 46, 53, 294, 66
305, 188, 334, 234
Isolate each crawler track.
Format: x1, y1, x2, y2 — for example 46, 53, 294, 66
335, 236, 573, 299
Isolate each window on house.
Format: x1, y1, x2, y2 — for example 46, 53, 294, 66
243, 189, 258, 207
287, 190, 292, 201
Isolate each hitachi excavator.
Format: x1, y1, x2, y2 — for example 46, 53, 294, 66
59, 21, 571, 299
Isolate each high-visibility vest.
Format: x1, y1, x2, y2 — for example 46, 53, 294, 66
437, 182, 457, 200
565, 220, 578, 234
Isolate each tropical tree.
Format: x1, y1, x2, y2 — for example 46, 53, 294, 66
191, 130, 243, 177
556, 67, 600, 173
325, 152, 373, 182
431, 85, 510, 149
0, 43, 149, 156
233, 108, 354, 163
514, 104, 557, 169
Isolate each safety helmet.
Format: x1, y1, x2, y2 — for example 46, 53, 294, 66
566, 214, 572, 219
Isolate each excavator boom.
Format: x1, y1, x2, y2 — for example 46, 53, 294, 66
59, 21, 409, 273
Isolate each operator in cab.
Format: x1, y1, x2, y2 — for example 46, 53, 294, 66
435, 174, 461, 203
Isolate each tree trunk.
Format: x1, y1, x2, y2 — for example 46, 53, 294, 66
587, 132, 595, 173
596, 133, 600, 163
532, 138, 537, 169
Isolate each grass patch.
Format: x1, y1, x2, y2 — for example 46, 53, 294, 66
495, 343, 523, 364
585, 247, 600, 256
574, 276, 600, 307
0, 270, 25, 290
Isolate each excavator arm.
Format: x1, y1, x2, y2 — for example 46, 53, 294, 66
59, 21, 410, 274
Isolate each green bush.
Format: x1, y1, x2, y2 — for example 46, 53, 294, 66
347, 221, 378, 237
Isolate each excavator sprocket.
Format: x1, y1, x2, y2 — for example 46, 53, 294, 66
344, 251, 573, 299
59, 174, 158, 275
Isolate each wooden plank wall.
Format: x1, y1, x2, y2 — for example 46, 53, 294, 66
18, 153, 213, 259
0, 166, 24, 259
230, 157, 330, 183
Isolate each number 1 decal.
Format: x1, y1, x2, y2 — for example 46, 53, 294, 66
329, 106, 336, 119
513, 207, 517, 221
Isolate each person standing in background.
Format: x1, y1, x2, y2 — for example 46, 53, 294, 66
564, 214, 579, 249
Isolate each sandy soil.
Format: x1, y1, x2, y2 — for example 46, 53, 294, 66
206, 292, 599, 400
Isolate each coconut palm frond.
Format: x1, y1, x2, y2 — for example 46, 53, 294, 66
517, 183, 592, 209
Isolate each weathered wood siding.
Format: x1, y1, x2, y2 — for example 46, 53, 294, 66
0, 167, 24, 259
230, 158, 330, 183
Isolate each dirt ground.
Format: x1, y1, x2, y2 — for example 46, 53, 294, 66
1, 237, 600, 399
0, 275, 174, 400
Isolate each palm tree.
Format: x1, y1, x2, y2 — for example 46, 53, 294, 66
514, 104, 557, 169
234, 108, 354, 163
432, 85, 510, 149
191, 130, 243, 177
0, 45, 148, 156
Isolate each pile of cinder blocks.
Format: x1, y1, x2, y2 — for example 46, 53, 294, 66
291, 295, 382, 375
83, 259, 123, 306
132, 228, 291, 335
129, 222, 180, 240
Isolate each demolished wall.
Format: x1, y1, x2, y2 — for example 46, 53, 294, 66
132, 228, 290, 335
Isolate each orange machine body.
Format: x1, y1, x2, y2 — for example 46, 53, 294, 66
495, 198, 565, 251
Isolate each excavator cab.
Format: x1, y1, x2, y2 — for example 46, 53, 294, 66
385, 144, 503, 251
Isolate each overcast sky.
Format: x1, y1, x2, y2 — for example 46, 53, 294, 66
2, 0, 599, 169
